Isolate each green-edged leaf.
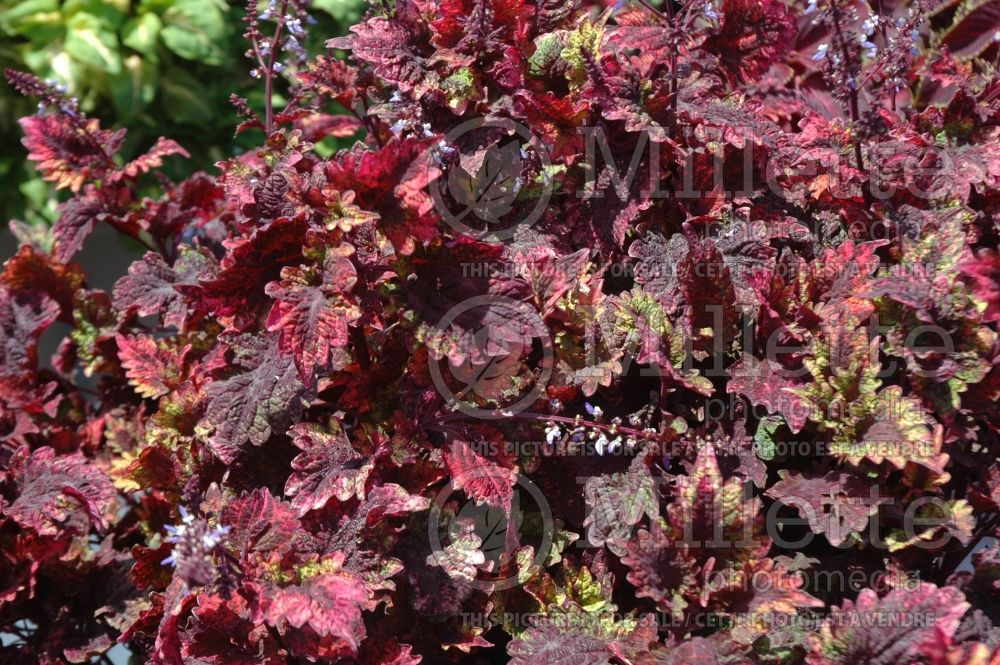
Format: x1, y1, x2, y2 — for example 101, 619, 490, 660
122, 11, 162, 58
64, 12, 121, 74
160, 0, 228, 65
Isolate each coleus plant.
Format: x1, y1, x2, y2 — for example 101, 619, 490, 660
1, 0, 1000, 662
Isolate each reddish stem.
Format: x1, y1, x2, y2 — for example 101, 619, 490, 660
263, 0, 290, 134
829, 0, 866, 173
435, 410, 662, 441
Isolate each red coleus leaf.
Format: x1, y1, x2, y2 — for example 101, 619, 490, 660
961, 249, 1000, 324
806, 583, 970, 664
130, 542, 175, 591
443, 435, 518, 511
5, 0, 1000, 661
265, 247, 361, 384
717, 557, 823, 646
728, 355, 810, 432
296, 113, 364, 143
137, 172, 225, 243
199, 215, 309, 331
766, 470, 881, 547
222, 487, 301, 560
115, 334, 192, 399
329, 17, 433, 96
637, 636, 754, 664
940, 0, 1000, 58
431, 0, 534, 88
113, 248, 214, 329
323, 138, 440, 254
258, 573, 370, 653
808, 240, 885, 318
114, 137, 189, 181
200, 333, 312, 463
284, 421, 371, 515
51, 186, 129, 263
583, 456, 659, 552
0, 245, 84, 320
0, 287, 60, 379
701, 0, 797, 84
679, 224, 739, 352
296, 55, 360, 107
152, 580, 198, 665
508, 602, 645, 665
17, 114, 122, 192
181, 592, 282, 665
431, 0, 533, 52
620, 519, 702, 619
4, 446, 115, 536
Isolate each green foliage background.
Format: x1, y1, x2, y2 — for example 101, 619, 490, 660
0, 0, 364, 227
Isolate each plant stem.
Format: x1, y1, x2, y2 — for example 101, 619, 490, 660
435, 410, 661, 441
263, 0, 290, 134
348, 99, 383, 148
829, 0, 866, 173
634, 0, 668, 21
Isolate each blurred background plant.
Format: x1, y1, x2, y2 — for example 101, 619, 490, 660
0, 0, 364, 228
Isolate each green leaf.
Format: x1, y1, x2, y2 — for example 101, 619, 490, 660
136, 0, 175, 13
122, 12, 162, 58
0, 0, 57, 32
0, 0, 61, 40
65, 12, 122, 74
160, 0, 228, 65
159, 68, 214, 124
560, 13, 607, 90
109, 54, 157, 119
754, 415, 783, 461
311, 0, 365, 24
442, 67, 477, 109
528, 32, 566, 77
63, 0, 127, 29
18, 176, 53, 212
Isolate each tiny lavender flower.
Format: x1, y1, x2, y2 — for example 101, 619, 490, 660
258, 0, 277, 20
162, 507, 230, 589
859, 33, 878, 59
285, 17, 305, 37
